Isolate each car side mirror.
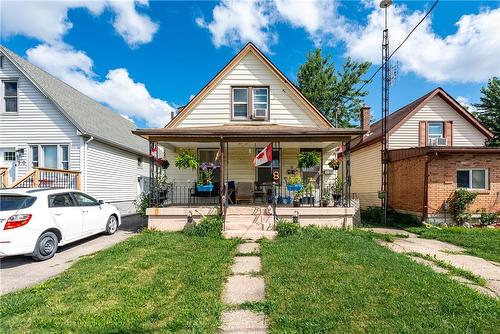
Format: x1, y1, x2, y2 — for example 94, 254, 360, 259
98, 200, 105, 205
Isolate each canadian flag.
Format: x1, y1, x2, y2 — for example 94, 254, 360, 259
253, 144, 273, 167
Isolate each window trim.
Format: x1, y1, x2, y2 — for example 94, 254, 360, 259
2, 79, 18, 114
29, 144, 70, 170
230, 86, 270, 121
457, 168, 488, 190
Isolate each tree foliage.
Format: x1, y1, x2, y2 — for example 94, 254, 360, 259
297, 49, 371, 127
474, 77, 500, 146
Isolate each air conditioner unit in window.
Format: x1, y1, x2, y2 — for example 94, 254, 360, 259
429, 138, 447, 146
253, 109, 267, 120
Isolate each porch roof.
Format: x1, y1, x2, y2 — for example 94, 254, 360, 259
133, 124, 365, 143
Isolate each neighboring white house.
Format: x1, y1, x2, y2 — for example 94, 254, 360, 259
0, 45, 150, 215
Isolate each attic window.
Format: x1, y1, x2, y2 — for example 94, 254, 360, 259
3, 80, 18, 113
231, 86, 269, 120
0, 55, 3, 68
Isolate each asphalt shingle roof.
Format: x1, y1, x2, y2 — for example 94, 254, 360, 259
1, 45, 149, 155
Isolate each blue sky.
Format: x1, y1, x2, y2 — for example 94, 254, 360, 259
2, 1, 499, 128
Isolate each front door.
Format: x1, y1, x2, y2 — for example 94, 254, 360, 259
0, 148, 16, 183
48, 192, 83, 242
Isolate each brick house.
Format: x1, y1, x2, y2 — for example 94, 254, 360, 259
349, 87, 499, 223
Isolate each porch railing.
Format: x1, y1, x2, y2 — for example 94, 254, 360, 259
0, 167, 8, 188
8, 168, 81, 190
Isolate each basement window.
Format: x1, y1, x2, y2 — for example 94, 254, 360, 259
457, 169, 488, 190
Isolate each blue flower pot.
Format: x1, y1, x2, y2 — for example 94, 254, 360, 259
197, 184, 214, 192
287, 184, 303, 192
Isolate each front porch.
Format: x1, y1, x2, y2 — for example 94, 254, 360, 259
134, 124, 364, 236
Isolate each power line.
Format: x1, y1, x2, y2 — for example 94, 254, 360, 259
353, 0, 440, 96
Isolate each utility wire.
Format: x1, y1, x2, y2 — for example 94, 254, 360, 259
352, 0, 440, 97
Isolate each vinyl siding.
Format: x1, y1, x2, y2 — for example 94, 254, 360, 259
178, 52, 324, 128
0, 54, 81, 178
389, 95, 487, 149
350, 143, 381, 208
86, 140, 141, 203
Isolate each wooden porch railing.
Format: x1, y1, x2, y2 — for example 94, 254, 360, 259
0, 166, 9, 188
8, 168, 81, 190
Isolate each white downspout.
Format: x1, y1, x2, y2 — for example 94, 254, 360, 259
84, 136, 94, 192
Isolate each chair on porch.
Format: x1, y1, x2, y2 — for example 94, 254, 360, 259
235, 182, 254, 204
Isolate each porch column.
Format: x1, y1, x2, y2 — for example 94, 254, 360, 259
149, 141, 155, 206
219, 139, 225, 213
345, 141, 351, 205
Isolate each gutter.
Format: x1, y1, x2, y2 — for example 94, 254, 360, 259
422, 151, 438, 222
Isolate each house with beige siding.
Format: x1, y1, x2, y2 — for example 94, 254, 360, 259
0, 45, 151, 215
134, 43, 367, 238
349, 87, 499, 223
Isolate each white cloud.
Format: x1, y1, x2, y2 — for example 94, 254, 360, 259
456, 96, 477, 113
0, 0, 158, 47
27, 44, 174, 127
196, 0, 277, 53
343, 3, 500, 83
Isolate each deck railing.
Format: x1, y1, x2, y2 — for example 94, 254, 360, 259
8, 168, 81, 190
0, 167, 8, 188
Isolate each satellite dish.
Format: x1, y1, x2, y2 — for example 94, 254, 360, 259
379, 0, 393, 8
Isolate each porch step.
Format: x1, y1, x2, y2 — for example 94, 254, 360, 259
226, 206, 271, 215
223, 230, 277, 240
224, 222, 273, 231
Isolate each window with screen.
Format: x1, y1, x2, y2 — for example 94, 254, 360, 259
232, 88, 248, 118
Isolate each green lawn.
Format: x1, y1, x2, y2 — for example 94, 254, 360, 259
261, 228, 500, 334
407, 227, 500, 263
0, 231, 237, 333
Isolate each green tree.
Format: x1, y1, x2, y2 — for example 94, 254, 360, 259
297, 49, 371, 127
474, 77, 500, 146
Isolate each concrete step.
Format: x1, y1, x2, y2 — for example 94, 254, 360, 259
224, 222, 273, 231
226, 206, 271, 215
223, 230, 277, 240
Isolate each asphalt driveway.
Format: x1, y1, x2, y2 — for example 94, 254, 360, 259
0, 214, 146, 295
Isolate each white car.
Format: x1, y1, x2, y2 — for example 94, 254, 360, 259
0, 188, 121, 261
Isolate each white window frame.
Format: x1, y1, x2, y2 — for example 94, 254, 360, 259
252, 87, 269, 119
457, 168, 488, 190
232, 87, 249, 119
3, 79, 18, 114
29, 144, 70, 170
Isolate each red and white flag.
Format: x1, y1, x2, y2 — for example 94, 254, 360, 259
253, 144, 272, 167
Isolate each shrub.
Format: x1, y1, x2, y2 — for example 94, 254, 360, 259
479, 209, 498, 226
452, 189, 477, 225
276, 219, 300, 237
135, 192, 150, 218
183, 215, 223, 238
360, 206, 421, 227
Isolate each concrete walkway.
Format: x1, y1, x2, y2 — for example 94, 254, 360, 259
369, 227, 500, 298
221, 242, 268, 333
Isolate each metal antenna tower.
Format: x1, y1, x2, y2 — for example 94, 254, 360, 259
380, 0, 392, 224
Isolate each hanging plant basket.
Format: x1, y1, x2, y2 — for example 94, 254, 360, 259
328, 159, 341, 170
197, 184, 214, 192
287, 184, 303, 192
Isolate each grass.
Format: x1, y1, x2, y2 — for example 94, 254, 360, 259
407, 226, 500, 263
261, 228, 500, 334
0, 230, 237, 334
406, 252, 487, 286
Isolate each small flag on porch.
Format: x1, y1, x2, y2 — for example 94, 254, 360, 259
253, 144, 272, 167
215, 148, 222, 162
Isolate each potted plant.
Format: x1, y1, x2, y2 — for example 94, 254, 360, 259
293, 190, 302, 207
321, 184, 331, 207
333, 177, 343, 204
297, 151, 321, 170
328, 159, 341, 170
196, 162, 216, 192
286, 174, 303, 192
174, 150, 199, 170
302, 177, 316, 205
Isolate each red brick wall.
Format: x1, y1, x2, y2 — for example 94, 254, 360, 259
428, 153, 500, 214
388, 155, 426, 213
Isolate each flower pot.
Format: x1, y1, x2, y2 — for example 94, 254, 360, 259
331, 165, 339, 170
197, 184, 214, 192
293, 201, 301, 207
287, 184, 303, 192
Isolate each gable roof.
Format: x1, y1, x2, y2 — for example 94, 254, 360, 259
0, 45, 148, 155
350, 87, 493, 151
166, 42, 333, 129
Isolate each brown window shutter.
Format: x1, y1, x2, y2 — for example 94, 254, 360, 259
419, 121, 427, 147
445, 121, 453, 146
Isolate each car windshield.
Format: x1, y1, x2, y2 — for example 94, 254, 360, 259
0, 195, 37, 211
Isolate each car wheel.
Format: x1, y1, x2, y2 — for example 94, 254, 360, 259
105, 215, 118, 235
32, 232, 58, 261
